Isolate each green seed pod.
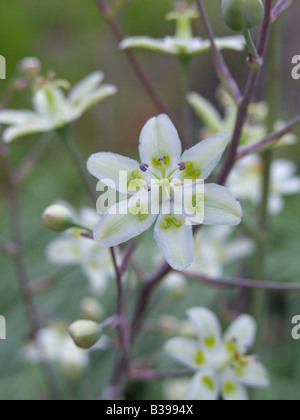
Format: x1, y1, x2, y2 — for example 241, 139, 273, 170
42, 204, 75, 232
69, 320, 102, 349
222, 0, 265, 32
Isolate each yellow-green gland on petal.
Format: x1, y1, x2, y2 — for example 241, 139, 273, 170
42, 204, 75, 232
69, 320, 102, 349
222, 0, 265, 32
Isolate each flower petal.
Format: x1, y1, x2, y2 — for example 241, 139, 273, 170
186, 307, 222, 352
139, 114, 182, 174
3, 121, 53, 143
75, 85, 117, 114
0, 110, 40, 125
214, 36, 245, 51
154, 214, 194, 271
224, 315, 257, 354
234, 358, 270, 388
69, 71, 104, 102
187, 92, 223, 133
203, 183, 242, 226
87, 152, 142, 193
180, 133, 228, 180
46, 237, 87, 265
33, 87, 69, 118
120, 37, 177, 54
164, 337, 199, 369
93, 199, 157, 247
184, 369, 219, 401
220, 370, 248, 401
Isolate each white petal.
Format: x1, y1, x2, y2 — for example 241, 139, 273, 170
33, 87, 69, 118
139, 114, 182, 174
184, 369, 219, 401
154, 214, 194, 271
3, 121, 53, 143
93, 199, 157, 247
74, 85, 117, 114
187, 92, 223, 133
234, 358, 270, 388
186, 307, 222, 352
224, 315, 257, 354
203, 183, 242, 226
180, 133, 228, 180
120, 37, 177, 54
81, 260, 109, 295
69, 71, 104, 102
46, 237, 86, 265
87, 152, 142, 193
224, 237, 255, 263
214, 36, 245, 51
164, 337, 200, 369
220, 370, 249, 401
0, 110, 40, 125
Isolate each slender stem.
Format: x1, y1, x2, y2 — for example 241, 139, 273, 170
59, 128, 97, 202
243, 30, 260, 62
251, 18, 281, 328
94, 0, 187, 144
271, 0, 291, 22
238, 114, 300, 158
179, 56, 192, 148
29, 267, 74, 294
196, 0, 242, 104
186, 272, 300, 292
0, 239, 19, 255
217, 0, 273, 186
0, 143, 59, 399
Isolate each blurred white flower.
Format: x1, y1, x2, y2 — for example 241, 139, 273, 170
24, 324, 89, 377
227, 155, 300, 214
0, 71, 117, 143
165, 307, 269, 400
161, 272, 187, 295
187, 90, 297, 150
188, 226, 255, 277
46, 204, 115, 295
163, 378, 191, 400
120, 4, 244, 57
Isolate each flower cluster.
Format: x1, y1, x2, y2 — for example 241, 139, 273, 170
165, 307, 269, 400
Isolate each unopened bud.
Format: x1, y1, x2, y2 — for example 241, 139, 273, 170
19, 57, 41, 77
222, 0, 265, 32
42, 204, 75, 232
69, 320, 102, 349
80, 298, 104, 323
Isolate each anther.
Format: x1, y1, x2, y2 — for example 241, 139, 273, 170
140, 163, 149, 172
178, 162, 186, 171
158, 155, 166, 162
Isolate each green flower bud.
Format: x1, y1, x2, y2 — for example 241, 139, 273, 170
42, 204, 75, 232
80, 298, 105, 323
222, 0, 265, 32
69, 320, 102, 349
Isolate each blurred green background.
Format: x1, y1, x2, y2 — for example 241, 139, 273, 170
0, 0, 300, 400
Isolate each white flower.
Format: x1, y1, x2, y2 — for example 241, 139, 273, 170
87, 114, 242, 271
24, 324, 89, 375
46, 204, 115, 295
187, 90, 297, 149
188, 226, 255, 276
120, 5, 245, 57
163, 378, 191, 400
165, 307, 269, 400
227, 155, 300, 215
0, 71, 117, 143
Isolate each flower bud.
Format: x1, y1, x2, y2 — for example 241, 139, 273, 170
222, 0, 265, 32
69, 320, 102, 349
42, 204, 75, 232
80, 298, 105, 323
19, 57, 41, 77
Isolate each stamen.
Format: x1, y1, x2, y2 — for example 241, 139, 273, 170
178, 162, 186, 171
140, 163, 149, 172
158, 155, 166, 162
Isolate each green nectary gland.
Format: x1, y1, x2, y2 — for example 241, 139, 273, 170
152, 156, 171, 169
182, 161, 201, 180
131, 170, 144, 180
160, 215, 183, 230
